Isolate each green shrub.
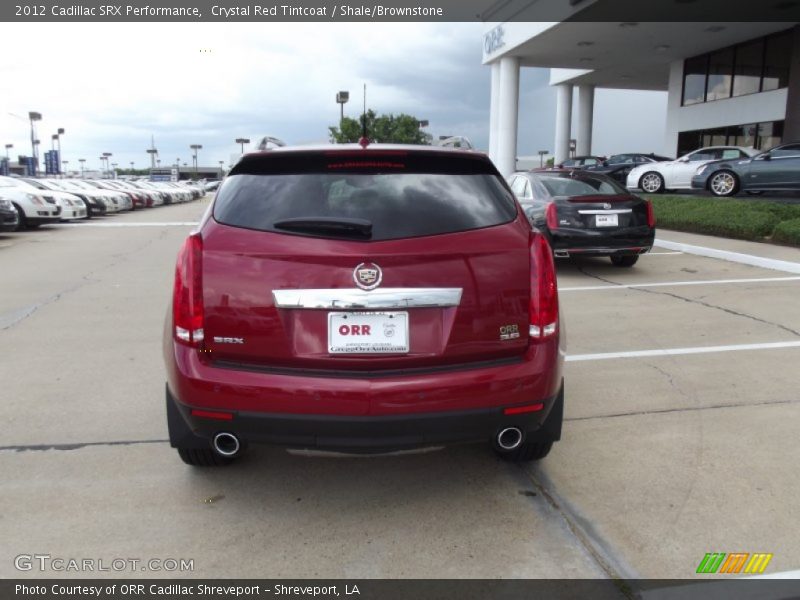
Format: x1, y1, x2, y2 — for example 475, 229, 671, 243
772, 218, 800, 245
648, 196, 781, 240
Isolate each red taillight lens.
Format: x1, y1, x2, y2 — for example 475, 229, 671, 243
173, 233, 204, 346
646, 200, 656, 228
545, 203, 558, 230
529, 232, 559, 340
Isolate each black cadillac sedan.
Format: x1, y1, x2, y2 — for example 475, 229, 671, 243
507, 169, 656, 267
581, 152, 673, 185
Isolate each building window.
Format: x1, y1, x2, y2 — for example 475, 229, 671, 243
706, 48, 734, 101
732, 39, 764, 97
682, 55, 708, 105
681, 29, 792, 106
763, 30, 792, 91
677, 121, 784, 156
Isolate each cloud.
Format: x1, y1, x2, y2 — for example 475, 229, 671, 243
0, 22, 666, 171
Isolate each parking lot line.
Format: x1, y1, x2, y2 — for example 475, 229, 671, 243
567, 340, 800, 362
560, 275, 800, 292
641, 251, 684, 256
654, 239, 800, 274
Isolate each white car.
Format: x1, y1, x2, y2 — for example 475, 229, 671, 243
20, 178, 87, 221
626, 146, 759, 193
63, 180, 123, 213
0, 176, 62, 229
34, 179, 108, 217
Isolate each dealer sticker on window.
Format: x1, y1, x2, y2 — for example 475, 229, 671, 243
328, 312, 409, 354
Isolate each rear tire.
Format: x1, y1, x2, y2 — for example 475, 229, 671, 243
640, 172, 665, 194
610, 255, 639, 267
496, 440, 553, 462
177, 447, 232, 467
708, 170, 739, 197
166, 385, 234, 467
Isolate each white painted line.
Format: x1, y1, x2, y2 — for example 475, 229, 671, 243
62, 222, 198, 227
655, 238, 800, 274
748, 569, 800, 579
567, 341, 800, 362
560, 276, 800, 292
641, 251, 683, 256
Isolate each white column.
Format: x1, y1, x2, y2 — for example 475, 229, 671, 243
554, 84, 573, 166
495, 56, 520, 177
488, 61, 501, 161
576, 84, 594, 156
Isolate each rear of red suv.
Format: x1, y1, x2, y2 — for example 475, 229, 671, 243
164, 145, 564, 466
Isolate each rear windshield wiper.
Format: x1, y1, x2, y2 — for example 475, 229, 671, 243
273, 217, 373, 238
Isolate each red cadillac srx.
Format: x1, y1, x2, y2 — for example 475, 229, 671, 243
163, 145, 564, 466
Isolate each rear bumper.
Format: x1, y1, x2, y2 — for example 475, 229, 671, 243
165, 326, 565, 451
549, 227, 654, 256
168, 384, 563, 452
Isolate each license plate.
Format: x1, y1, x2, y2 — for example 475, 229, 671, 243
328, 312, 409, 354
595, 213, 619, 227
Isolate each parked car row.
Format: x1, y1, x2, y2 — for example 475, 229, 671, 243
561, 143, 800, 197
0, 177, 205, 231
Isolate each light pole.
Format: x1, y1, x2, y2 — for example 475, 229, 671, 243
146, 148, 158, 169
4, 144, 11, 160
33, 139, 40, 175
103, 152, 112, 177
218, 160, 224, 175
336, 91, 349, 123
99, 157, 106, 174
190, 144, 202, 177
538, 150, 549, 168
55, 128, 64, 173
235, 138, 250, 154
79, 158, 86, 177
130, 161, 134, 173
28, 111, 42, 175
111, 162, 118, 178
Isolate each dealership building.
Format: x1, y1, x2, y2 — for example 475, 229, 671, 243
483, 7, 800, 175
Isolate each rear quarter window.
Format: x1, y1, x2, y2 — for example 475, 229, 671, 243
213, 151, 518, 241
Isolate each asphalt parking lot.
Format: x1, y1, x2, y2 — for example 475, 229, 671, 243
1, 197, 799, 581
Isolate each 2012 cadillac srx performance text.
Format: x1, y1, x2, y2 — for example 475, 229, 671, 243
163, 145, 565, 466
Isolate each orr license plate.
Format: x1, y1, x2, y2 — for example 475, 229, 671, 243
595, 213, 619, 227
328, 312, 409, 354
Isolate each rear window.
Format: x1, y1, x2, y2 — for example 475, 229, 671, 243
536, 174, 627, 197
213, 151, 517, 241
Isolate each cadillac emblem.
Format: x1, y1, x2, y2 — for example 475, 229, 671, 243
353, 262, 382, 290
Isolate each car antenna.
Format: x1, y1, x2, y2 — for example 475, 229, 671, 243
358, 83, 369, 149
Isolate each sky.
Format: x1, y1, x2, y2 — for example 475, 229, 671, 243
0, 22, 667, 172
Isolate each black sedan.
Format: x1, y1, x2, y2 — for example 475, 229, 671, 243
691, 142, 800, 196
507, 169, 656, 267
582, 153, 673, 185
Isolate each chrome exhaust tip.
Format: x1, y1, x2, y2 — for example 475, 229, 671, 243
212, 432, 241, 457
496, 427, 524, 451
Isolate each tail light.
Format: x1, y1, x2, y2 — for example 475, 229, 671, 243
646, 200, 656, 228
545, 203, 558, 230
173, 233, 204, 346
529, 232, 559, 340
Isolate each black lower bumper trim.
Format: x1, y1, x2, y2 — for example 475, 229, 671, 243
167, 386, 563, 453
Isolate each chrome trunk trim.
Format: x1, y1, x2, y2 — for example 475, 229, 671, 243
577, 209, 633, 215
272, 288, 463, 309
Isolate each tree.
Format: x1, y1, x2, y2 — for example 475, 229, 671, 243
329, 110, 432, 145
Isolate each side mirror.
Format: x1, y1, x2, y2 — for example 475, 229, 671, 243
761, 153, 771, 161
602, 160, 609, 167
